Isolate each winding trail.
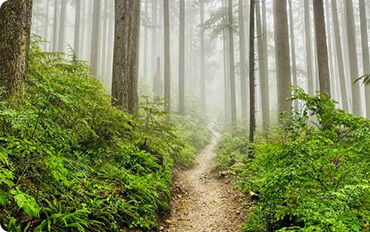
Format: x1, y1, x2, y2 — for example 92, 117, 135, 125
160, 131, 247, 232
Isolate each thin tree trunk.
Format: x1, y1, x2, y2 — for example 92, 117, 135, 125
200, 0, 206, 110
288, 0, 298, 103
238, 0, 247, 120
163, 0, 171, 112
228, 0, 237, 124
256, 1, 269, 132
274, 0, 292, 114
359, 0, 370, 118
179, 0, 185, 114
144, 0, 149, 79
304, 0, 314, 95
90, 0, 101, 77
313, 0, 331, 96
344, 0, 362, 115
101, 0, 109, 80
0, 0, 33, 98
74, 0, 81, 57
249, 0, 256, 142
53, 0, 59, 51
44, 0, 50, 51
331, 0, 349, 111
151, 0, 158, 81
58, 0, 67, 52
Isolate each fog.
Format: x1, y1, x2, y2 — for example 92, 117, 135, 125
29, 0, 370, 125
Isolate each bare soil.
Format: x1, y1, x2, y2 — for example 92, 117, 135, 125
159, 131, 248, 232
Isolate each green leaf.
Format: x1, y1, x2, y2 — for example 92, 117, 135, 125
11, 188, 40, 217
0, 189, 8, 207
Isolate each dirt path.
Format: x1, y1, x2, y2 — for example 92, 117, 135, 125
160, 131, 247, 232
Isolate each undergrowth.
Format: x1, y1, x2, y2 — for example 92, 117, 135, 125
0, 39, 210, 231
216, 88, 370, 231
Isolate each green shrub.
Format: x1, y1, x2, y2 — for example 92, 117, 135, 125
0, 39, 209, 231
217, 88, 370, 231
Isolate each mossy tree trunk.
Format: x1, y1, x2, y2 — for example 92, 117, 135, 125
0, 0, 33, 99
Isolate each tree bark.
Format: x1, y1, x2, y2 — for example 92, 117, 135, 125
359, 0, 370, 118
58, 0, 67, 52
256, 1, 269, 132
90, 0, 101, 77
163, 0, 171, 112
238, 0, 247, 120
331, 0, 349, 111
304, 0, 314, 95
249, 0, 256, 142
112, 0, 140, 114
344, 0, 362, 115
313, 0, 331, 97
274, 0, 292, 114
74, 0, 81, 57
228, 0, 237, 124
179, 0, 185, 115
0, 0, 33, 99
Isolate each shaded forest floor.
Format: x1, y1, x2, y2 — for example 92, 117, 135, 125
158, 130, 248, 232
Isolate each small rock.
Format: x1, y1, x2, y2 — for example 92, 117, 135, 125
165, 219, 172, 225
159, 226, 165, 231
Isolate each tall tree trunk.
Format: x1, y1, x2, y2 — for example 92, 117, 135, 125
74, 0, 81, 57
304, 0, 314, 95
359, 0, 370, 118
200, 0, 206, 110
163, 0, 171, 112
288, 0, 298, 102
256, 1, 269, 132
143, 0, 149, 79
274, 0, 292, 114
101, 0, 109, 80
313, 0, 331, 96
179, 0, 185, 114
228, 0, 237, 124
128, 0, 141, 114
53, 0, 59, 51
238, 0, 247, 120
112, 0, 140, 114
331, 0, 349, 111
0, 0, 33, 98
107, 0, 114, 92
90, 0, 101, 77
58, 0, 67, 52
344, 0, 362, 115
249, 0, 256, 142
44, 0, 50, 51
151, 0, 158, 81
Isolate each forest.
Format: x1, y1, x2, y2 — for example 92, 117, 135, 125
0, 0, 369, 231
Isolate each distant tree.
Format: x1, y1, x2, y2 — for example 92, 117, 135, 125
313, 0, 331, 97
344, 0, 362, 115
0, 0, 33, 98
163, 0, 171, 112
304, 0, 314, 95
58, 0, 67, 51
74, 0, 81, 57
200, 0, 206, 110
331, 0, 349, 111
238, 0, 247, 120
249, 0, 256, 142
228, 0, 237, 124
153, 57, 163, 96
90, 0, 101, 76
359, 0, 370, 117
151, 0, 158, 80
273, 0, 292, 114
179, 0, 185, 115
256, 1, 270, 132
53, 0, 59, 51
288, 0, 298, 100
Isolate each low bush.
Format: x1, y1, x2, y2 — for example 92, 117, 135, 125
217, 88, 370, 231
0, 39, 210, 231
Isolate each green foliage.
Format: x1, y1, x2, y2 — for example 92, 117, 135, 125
217, 88, 370, 231
0, 39, 209, 231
